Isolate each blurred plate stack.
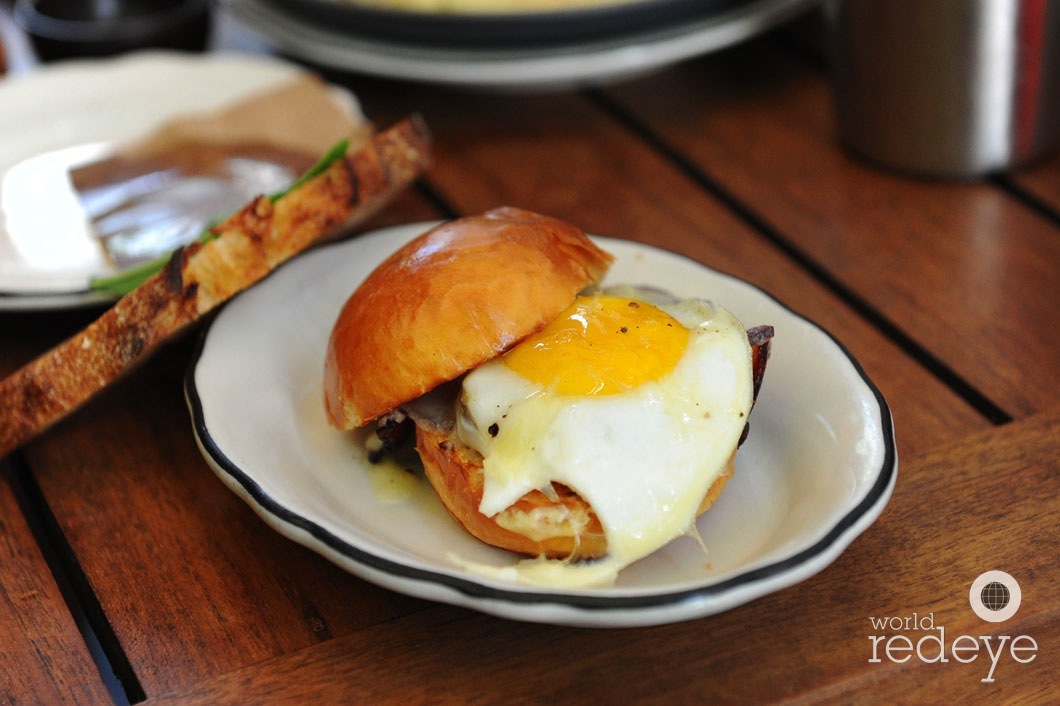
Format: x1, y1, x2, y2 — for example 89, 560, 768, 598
224, 0, 817, 88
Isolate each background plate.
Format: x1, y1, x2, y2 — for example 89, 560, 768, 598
0, 51, 359, 309
226, 0, 818, 88
186, 222, 896, 627
262, 0, 746, 47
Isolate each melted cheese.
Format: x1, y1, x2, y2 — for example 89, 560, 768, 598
455, 294, 753, 587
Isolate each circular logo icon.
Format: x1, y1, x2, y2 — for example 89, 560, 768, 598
970, 571, 1021, 622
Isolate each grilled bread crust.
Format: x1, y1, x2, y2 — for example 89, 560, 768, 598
0, 117, 431, 458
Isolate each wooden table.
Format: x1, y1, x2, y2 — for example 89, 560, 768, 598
1, 6, 1057, 704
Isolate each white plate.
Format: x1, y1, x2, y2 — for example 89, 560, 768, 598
0, 51, 358, 310
225, 0, 817, 89
186, 222, 896, 627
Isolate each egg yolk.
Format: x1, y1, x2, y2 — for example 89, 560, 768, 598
502, 295, 689, 396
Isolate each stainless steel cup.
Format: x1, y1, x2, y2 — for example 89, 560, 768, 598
829, 0, 1060, 178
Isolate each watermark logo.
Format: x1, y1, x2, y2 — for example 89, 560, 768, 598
969, 570, 1021, 623
868, 570, 1037, 683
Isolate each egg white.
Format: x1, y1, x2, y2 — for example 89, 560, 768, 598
453, 294, 753, 587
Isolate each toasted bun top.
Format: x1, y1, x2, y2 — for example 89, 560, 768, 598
324, 207, 614, 429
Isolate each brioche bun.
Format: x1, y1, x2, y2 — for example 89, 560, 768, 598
324, 207, 613, 430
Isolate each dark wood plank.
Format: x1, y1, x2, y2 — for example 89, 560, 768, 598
18, 196, 443, 698
24, 333, 433, 699
602, 40, 1060, 420
352, 78, 990, 459
140, 411, 1060, 705
1010, 149, 1060, 215
776, 410, 1060, 705
0, 308, 103, 378
0, 466, 111, 704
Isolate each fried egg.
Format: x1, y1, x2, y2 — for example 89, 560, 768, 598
453, 288, 754, 587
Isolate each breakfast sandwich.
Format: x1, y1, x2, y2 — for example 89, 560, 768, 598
323, 207, 772, 586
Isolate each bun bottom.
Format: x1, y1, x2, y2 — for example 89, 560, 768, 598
415, 422, 735, 560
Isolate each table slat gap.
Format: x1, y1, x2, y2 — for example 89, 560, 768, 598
988, 173, 1060, 232
586, 87, 1012, 426
5, 453, 146, 705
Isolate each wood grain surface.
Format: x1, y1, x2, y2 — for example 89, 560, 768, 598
0, 460, 111, 704
140, 412, 1060, 704
1, 10, 1057, 705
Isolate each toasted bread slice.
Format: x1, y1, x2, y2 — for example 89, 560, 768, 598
0, 116, 431, 458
